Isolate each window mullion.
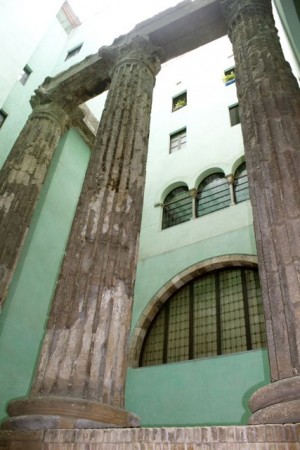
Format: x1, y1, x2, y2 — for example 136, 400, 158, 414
215, 273, 222, 355
163, 301, 170, 363
189, 283, 194, 360
241, 269, 252, 350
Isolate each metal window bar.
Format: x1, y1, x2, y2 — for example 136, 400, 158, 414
197, 174, 231, 217
162, 188, 192, 229
139, 268, 266, 367
234, 163, 250, 203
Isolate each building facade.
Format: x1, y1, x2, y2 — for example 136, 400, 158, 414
0, 0, 300, 447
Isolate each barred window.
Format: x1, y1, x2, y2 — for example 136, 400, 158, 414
162, 186, 192, 229
234, 162, 249, 203
196, 173, 230, 217
140, 267, 266, 367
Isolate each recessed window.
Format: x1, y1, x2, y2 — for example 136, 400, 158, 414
170, 128, 187, 153
65, 43, 83, 60
172, 92, 187, 111
162, 186, 192, 229
18, 65, 32, 85
197, 173, 231, 216
0, 109, 8, 129
229, 104, 240, 126
234, 162, 250, 203
140, 267, 266, 367
223, 67, 236, 85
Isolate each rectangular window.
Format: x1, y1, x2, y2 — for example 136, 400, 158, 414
0, 109, 7, 129
172, 91, 187, 112
223, 67, 236, 85
19, 65, 32, 85
65, 43, 83, 60
170, 128, 187, 153
229, 104, 240, 126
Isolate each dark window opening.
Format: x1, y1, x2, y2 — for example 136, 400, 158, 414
170, 128, 187, 153
162, 186, 192, 229
140, 267, 266, 367
19, 65, 32, 85
229, 104, 240, 126
197, 173, 231, 217
172, 92, 187, 111
234, 162, 250, 203
65, 43, 83, 60
0, 109, 8, 129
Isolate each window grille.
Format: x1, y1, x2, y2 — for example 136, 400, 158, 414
139, 267, 266, 367
170, 128, 187, 153
234, 162, 249, 203
162, 186, 192, 229
196, 173, 230, 217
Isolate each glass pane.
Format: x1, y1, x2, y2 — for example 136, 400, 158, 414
167, 285, 190, 363
162, 187, 192, 229
141, 309, 165, 366
234, 162, 250, 203
220, 270, 247, 354
193, 274, 217, 358
170, 129, 187, 153
197, 173, 230, 216
245, 269, 267, 349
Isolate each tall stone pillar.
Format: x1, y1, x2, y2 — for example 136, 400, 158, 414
221, 0, 300, 423
2, 35, 162, 430
0, 94, 70, 310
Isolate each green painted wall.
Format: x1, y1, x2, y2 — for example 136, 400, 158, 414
126, 349, 270, 426
0, 129, 90, 421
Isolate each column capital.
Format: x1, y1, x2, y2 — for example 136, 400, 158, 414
100, 34, 164, 78
30, 88, 70, 133
221, 0, 273, 37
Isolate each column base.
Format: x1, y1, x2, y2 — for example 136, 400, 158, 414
249, 376, 300, 424
1, 397, 140, 430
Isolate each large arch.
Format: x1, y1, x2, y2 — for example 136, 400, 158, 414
129, 254, 258, 367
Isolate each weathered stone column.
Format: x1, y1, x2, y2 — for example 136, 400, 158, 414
0, 94, 70, 311
221, 0, 300, 423
2, 35, 162, 430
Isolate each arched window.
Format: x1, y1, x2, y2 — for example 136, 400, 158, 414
196, 173, 230, 217
162, 186, 192, 229
139, 267, 266, 367
234, 162, 249, 203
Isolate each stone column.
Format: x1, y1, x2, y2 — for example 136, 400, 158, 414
221, 0, 300, 423
0, 94, 69, 311
2, 35, 162, 430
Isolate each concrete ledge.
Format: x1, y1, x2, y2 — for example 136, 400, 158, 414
0, 424, 300, 449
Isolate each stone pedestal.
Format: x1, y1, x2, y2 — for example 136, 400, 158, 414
1, 36, 162, 430
221, 0, 300, 423
0, 95, 70, 310
0, 425, 299, 450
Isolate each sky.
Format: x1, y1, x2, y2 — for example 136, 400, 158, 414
68, 0, 183, 36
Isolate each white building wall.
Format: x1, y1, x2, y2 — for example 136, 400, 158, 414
0, 0, 64, 106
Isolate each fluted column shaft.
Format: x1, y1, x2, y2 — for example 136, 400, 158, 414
221, 0, 300, 423
3, 36, 162, 430
0, 98, 69, 310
